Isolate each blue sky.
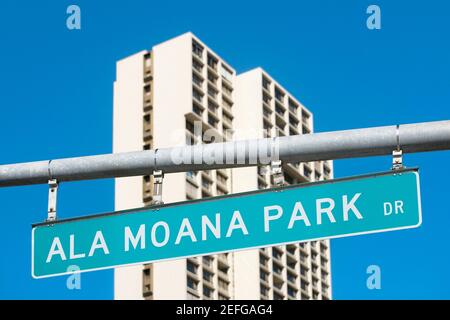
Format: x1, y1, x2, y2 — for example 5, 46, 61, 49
0, 0, 449, 299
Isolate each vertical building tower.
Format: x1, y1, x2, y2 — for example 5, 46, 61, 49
113, 32, 333, 300
233, 68, 333, 300
114, 32, 236, 300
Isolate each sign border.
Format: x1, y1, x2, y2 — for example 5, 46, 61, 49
31, 168, 422, 279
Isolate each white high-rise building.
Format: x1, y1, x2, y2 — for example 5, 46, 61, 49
113, 32, 333, 300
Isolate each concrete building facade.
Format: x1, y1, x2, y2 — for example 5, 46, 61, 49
113, 32, 333, 300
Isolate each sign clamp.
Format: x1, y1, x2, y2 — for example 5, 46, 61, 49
271, 160, 284, 187
392, 124, 404, 171
152, 170, 164, 205
47, 179, 58, 222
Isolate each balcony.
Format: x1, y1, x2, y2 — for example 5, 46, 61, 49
193, 88, 204, 104
222, 115, 233, 129
222, 84, 233, 99
216, 178, 228, 194
192, 41, 204, 60
202, 256, 214, 269
207, 75, 219, 91
289, 103, 298, 116
272, 248, 283, 261
275, 116, 286, 130
192, 59, 204, 77
262, 106, 272, 119
272, 267, 284, 280
207, 54, 218, 72
186, 171, 198, 185
207, 85, 218, 101
221, 74, 232, 87
287, 285, 298, 299
222, 102, 233, 117
218, 253, 228, 265
287, 272, 297, 286
207, 105, 219, 122
218, 269, 228, 280
275, 87, 285, 103
302, 125, 311, 135
186, 181, 198, 199
275, 127, 285, 137
260, 247, 270, 257
301, 288, 310, 299
273, 286, 285, 300
286, 248, 297, 260
201, 180, 213, 196
218, 285, 230, 298
289, 124, 299, 136
201, 170, 213, 182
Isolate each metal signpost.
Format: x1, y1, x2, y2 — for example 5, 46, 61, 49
32, 169, 421, 278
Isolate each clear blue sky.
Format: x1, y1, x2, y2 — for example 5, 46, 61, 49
0, 0, 449, 299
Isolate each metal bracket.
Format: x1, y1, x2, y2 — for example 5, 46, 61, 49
151, 170, 164, 205
47, 179, 58, 221
392, 124, 404, 171
392, 149, 403, 170
270, 160, 284, 186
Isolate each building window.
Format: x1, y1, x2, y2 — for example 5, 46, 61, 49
273, 264, 283, 275
263, 92, 271, 104
203, 286, 214, 298
289, 99, 298, 113
193, 59, 203, 73
263, 76, 271, 90
222, 83, 233, 96
288, 287, 297, 298
274, 293, 284, 300
207, 85, 218, 99
186, 171, 197, 180
187, 276, 198, 291
203, 256, 213, 267
275, 87, 284, 102
193, 88, 203, 103
275, 104, 285, 117
207, 54, 218, 70
260, 270, 269, 282
304, 166, 312, 179
217, 172, 228, 185
223, 98, 233, 110
289, 115, 299, 127
187, 261, 198, 274
260, 285, 269, 297
272, 248, 283, 260
301, 281, 308, 290
287, 272, 297, 284
300, 267, 308, 277
193, 73, 203, 87
192, 40, 203, 58
203, 270, 214, 283
221, 65, 233, 83
193, 103, 203, 117
218, 278, 228, 290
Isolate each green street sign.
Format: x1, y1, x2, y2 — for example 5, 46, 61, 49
32, 169, 422, 278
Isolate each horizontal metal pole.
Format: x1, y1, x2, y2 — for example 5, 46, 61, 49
1, 120, 450, 187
